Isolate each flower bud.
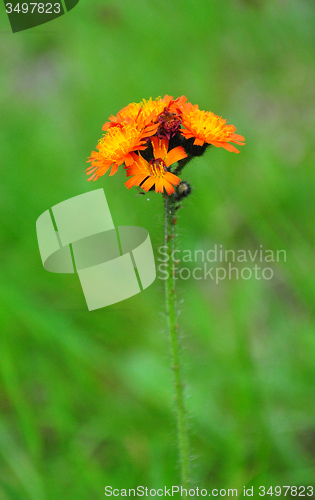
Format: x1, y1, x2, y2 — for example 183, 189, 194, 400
175, 181, 192, 201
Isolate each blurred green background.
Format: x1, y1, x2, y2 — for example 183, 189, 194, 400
1, 0, 315, 497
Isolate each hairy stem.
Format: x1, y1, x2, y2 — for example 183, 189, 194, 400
164, 194, 190, 486
173, 156, 192, 176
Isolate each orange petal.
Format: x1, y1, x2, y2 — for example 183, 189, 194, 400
142, 123, 159, 136
211, 141, 240, 153
165, 146, 187, 167
141, 177, 156, 192
151, 136, 168, 160
85, 166, 97, 173
125, 156, 147, 175
222, 143, 240, 153
126, 154, 149, 175
231, 140, 245, 145
155, 177, 164, 193
233, 134, 245, 142
109, 163, 119, 176
193, 138, 205, 146
124, 154, 136, 166
164, 172, 181, 185
102, 122, 110, 131
87, 173, 97, 181
163, 179, 175, 195
93, 162, 112, 175
89, 151, 99, 159
125, 165, 141, 176
125, 175, 147, 189
161, 95, 174, 105
180, 129, 194, 140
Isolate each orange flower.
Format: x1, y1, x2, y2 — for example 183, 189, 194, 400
142, 95, 187, 117
181, 103, 245, 153
86, 121, 158, 181
102, 95, 187, 133
125, 137, 187, 195
102, 102, 143, 131
103, 98, 163, 131
163, 94, 187, 115
86, 96, 245, 186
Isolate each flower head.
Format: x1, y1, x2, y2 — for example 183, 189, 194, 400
102, 99, 162, 132
102, 95, 187, 135
86, 95, 245, 190
86, 121, 158, 181
103, 97, 165, 132
125, 137, 187, 195
102, 102, 143, 130
181, 103, 245, 153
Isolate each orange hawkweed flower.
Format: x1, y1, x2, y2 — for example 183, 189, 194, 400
125, 137, 187, 195
102, 95, 187, 133
86, 121, 158, 181
142, 95, 187, 118
102, 102, 143, 131
103, 98, 164, 131
181, 103, 245, 153
163, 94, 187, 115
86, 95, 245, 188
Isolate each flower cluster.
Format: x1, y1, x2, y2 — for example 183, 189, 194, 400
86, 95, 245, 195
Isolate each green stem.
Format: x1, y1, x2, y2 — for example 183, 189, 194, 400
173, 156, 192, 176
164, 194, 190, 487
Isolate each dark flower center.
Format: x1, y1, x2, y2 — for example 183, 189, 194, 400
157, 108, 182, 140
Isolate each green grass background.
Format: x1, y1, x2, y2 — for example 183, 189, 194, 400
1, 0, 315, 497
